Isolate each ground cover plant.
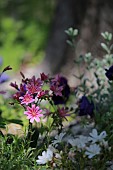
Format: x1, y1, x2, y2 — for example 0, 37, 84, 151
0, 29, 113, 169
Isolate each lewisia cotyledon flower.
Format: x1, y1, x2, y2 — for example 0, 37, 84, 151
26, 76, 43, 94
40, 72, 49, 81
51, 75, 70, 105
57, 107, 70, 119
85, 144, 101, 158
19, 92, 35, 105
88, 129, 107, 143
24, 104, 43, 123
105, 65, 113, 80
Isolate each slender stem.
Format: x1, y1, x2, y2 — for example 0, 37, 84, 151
26, 120, 32, 146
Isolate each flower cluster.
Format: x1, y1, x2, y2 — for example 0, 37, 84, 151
67, 128, 108, 159
36, 129, 108, 167
51, 75, 70, 105
10, 73, 71, 123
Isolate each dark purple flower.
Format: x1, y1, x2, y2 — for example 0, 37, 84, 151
10, 82, 27, 101
40, 72, 49, 81
57, 107, 70, 120
78, 96, 94, 117
0, 72, 9, 83
51, 75, 70, 105
105, 65, 113, 80
10, 82, 20, 91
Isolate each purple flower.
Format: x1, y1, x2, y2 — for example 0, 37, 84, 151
57, 107, 70, 120
10, 82, 27, 101
79, 96, 94, 117
51, 75, 70, 105
105, 65, 113, 80
26, 76, 43, 94
0, 72, 9, 83
50, 85, 63, 96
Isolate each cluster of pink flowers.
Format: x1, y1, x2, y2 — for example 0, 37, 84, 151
10, 72, 70, 123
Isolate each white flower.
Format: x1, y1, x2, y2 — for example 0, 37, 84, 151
85, 144, 101, 158
88, 129, 107, 143
36, 145, 61, 165
68, 135, 89, 150
52, 132, 66, 145
36, 147, 53, 164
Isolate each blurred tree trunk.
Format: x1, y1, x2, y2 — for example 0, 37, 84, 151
44, 0, 113, 74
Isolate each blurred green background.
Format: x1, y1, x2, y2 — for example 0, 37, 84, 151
0, 0, 55, 71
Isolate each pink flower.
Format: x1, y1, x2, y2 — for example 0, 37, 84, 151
58, 107, 70, 119
24, 104, 43, 123
19, 92, 35, 105
37, 90, 49, 98
51, 74, 61, 84
50, 85, 63, 96
26, 76, 43, 94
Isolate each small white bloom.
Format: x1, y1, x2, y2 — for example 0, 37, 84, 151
85, 144, 101, 158
88, 129, 107, 143
68, 135, 89, 150
52, 132, 66, 145
36, 148, 53, 164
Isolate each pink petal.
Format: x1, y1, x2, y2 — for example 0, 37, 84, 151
30, 117, 35, 123
35, 116, 40, 122
37, 110, 42, 114
38, 113, 43, 117
24, 111, 29, 115
27, 115, 33, 119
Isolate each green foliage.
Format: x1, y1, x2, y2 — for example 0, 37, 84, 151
0, 0, 55, 71
65, 27, 78, 47
0, 95, 29, 128
0, 135, 37, 170
0, 17, 49, 71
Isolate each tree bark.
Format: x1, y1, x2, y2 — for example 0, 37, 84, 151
44, 0, 87, 73
44, 0, 113, 74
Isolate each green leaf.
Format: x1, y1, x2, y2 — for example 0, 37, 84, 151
73, 29, 78, 36
108, 33, 112, 41
7, 119, 23, 126
66, 40, 74, 47
101, 43, 110, 53
110, 44, 113, 51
